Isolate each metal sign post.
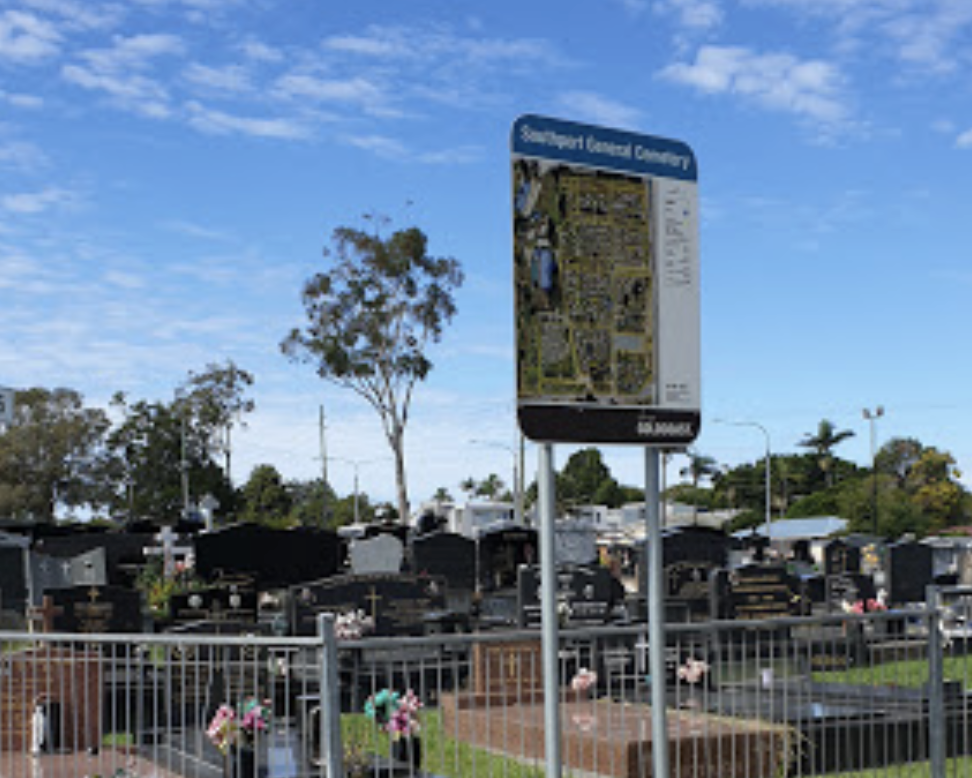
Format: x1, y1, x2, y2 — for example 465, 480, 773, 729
511, 114, 700, 777
645, 447, 669, 778
538, 443, 561, 777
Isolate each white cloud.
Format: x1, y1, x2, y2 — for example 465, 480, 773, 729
0, 139, 47, 171
1, 186, 74, 214
183, 62, 252, 93
661, 45, 849, 125
239, 39, 283, 63
274, 73, 387, 109
0, 10, 62, 63
185, 101, 309, 140
654, 0, 724, 31
342, 134, 408, 159
0, 90, 44, 108
556, 91, 644, 129
957, 129, 972, 149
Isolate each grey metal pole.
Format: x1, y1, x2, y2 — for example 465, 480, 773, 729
926, 585, 946, 778
645, 447, 670, 778
538, 443, 562, 777
318, 613, 345, 778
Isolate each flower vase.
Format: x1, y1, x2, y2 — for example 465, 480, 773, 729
225, 745, 256, 778
391, 736, 422, 774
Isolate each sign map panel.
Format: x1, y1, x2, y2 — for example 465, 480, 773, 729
512, 114, 700, 445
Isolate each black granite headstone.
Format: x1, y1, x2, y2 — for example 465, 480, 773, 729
729, 564, 801, 620
411, 532, 476, 592
289, 573, 447, 637
824, 539, 861, 576
169, 582, 258, 626
49, 585, 143, 633
477, 527, 539, 591
194, 524, 342, 587
887, 541, 934, 605
517, 564, 620, 628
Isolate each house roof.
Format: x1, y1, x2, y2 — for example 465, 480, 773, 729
733, 516, 847, 541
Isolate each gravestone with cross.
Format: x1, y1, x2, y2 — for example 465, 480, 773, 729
47, 585, 144, 633
289, 573, 447, 637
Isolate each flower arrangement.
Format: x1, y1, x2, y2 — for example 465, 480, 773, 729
334, 609, 375, 640
206, 698, 272, 753
676, 657, 710, 685
841, 598, 887, 614
570, 668, 598, 696
364, 689, 422, 740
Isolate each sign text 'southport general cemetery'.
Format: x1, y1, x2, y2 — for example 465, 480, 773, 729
511, 114, 701, 445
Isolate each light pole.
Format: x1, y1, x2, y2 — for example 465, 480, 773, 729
715, 419, 772, 539
469, 438, 524, 525
863, 406, 884, 536
329, 457, 387, 524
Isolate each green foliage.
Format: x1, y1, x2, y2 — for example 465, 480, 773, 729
281, 217, 463, 523
239, 464, 294, 527
0, 387, 111, 522
105, 393, 235, 522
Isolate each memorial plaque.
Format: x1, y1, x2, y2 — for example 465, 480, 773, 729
48, 585, 143, 633
169, 582, 257, 625
517, 564, 619, 629
471, 639, 543, 696
290, 573, 447, 637
729, 564, 800, 621
0, 541, 28, 614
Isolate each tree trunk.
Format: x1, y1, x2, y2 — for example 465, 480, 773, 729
391, 423, 410, 523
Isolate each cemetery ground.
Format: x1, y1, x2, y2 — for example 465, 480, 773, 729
5, 522, 972, 776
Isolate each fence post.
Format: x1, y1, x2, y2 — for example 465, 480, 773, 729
927, 585, 946, 778
318, 613, 345, 778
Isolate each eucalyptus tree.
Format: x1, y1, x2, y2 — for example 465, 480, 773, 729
0, 387, 111, 522
281, 215, 463, 523
178, 361, 255, 483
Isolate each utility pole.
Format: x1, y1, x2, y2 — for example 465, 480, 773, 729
863, 406, 884, 536
319, 405, 330, 525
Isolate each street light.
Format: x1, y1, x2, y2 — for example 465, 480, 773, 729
329, 457, 387, 524
469, 438, 525, 526
863, 406, 884, 536
715, 419, 772, 539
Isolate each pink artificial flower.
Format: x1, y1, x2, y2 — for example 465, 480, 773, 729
571, 668, 598, 694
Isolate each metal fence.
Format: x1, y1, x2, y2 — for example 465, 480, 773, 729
3, 588, 972, 778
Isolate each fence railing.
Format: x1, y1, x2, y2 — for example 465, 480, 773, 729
3, 589, 971, 778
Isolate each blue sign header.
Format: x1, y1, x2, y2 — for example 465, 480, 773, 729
511, 114, 697, 182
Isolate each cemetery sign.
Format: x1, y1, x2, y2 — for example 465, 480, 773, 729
512, 114, 700, 445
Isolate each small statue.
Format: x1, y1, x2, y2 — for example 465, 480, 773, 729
30, 703, 46, 755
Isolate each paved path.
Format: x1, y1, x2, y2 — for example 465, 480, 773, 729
0, 749, 193, 778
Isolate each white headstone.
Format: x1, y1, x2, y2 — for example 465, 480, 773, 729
349, 535, 404, 575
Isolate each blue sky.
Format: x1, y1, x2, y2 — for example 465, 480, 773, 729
1, 0, 970, 512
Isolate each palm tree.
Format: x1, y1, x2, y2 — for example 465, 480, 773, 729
798, 419, 855, 488
680, 449, 719, 523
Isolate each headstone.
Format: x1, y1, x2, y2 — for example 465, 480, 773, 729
729, 564, 801, 620
826, 572, 877, 613
0, 533, 29, 615
290, 573, 447, 637
471, 639, 544, 698
47, 585, 143, 634
887, 540, 934, 605
517, 564, 620, 628
411, 531, 477, 593
169, 582, 258, 626
194, 524, 342, 587
29, 550, 108, 606
349, 534, 404, 575
0, 646, 103, 751
477, 527, 539, 591
823, 539, 861, 576
33, 531, 148, 587
645, 527, 730, 619
554, 523, 598, 566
